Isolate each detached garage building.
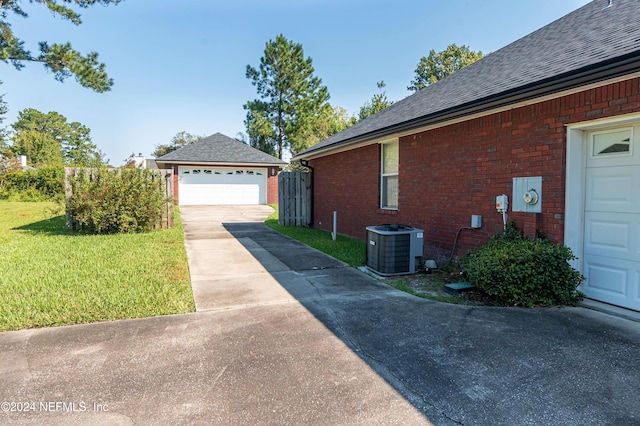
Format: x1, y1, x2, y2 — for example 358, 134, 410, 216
156, 133, 286, 206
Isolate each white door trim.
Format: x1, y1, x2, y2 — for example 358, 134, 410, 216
565, 126, 587, 272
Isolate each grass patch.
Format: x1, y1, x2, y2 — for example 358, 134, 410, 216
388, 278, 458, 302
265, 205, 366, 267
0, 201, 195, 331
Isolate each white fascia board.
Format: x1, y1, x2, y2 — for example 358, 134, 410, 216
155, 160, 284, 168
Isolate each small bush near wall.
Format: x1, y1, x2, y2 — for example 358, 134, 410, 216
0, 166, 65, 202
66, 168, 172, 234
461, 223, 585, 307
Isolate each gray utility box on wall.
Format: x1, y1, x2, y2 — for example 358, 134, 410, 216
512, 176, 542, 213
366, 224, 424, 276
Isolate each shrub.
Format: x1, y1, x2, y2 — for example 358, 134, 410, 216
0, 166, 65, 202
67, 168, 172, 234
461, 223, 585, 307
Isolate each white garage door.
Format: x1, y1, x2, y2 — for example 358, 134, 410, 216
583, 126, 640, 311
178, 167, 267, 205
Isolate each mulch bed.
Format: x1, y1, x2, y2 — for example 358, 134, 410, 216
385, 269, 496, 306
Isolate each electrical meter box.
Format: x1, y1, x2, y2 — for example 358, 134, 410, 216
512, 176, 542, 213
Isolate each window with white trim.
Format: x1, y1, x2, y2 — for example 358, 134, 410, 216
381, 140, 399, 209
591, 128, 632, 157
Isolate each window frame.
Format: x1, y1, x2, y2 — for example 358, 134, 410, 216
590, 127, 633, 158
380, 139, 399, 210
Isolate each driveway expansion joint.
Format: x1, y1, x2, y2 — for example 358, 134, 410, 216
294, 265, 349, 272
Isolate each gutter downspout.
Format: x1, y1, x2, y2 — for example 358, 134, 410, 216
300, 159, 314, 227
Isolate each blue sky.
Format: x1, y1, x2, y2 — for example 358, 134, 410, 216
3, 0, 591, 165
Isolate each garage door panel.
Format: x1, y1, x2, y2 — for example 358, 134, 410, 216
178, 167, 267, 205
584, 212, 638, 260
583, 256, 639, 311
180, 184, 260, 205
181, 173, 225, 184
226, 184, 260, 204
584, 257, 628, 295
585, 166, 640, 213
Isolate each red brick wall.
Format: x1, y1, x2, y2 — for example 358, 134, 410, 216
313, 144, 382, 241
267, 167, 279, 205
310, 78, 640, 261
170, 164, 179, 204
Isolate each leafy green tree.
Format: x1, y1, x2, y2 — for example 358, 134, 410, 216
358, 81, 394, 121
64, 121, 100, 166
86, 148, 109, 167
322, 105, 356, 137
408, 43, 484, 92
298, 104, 355, 148
11, 128, 64, 166
11, 109, 67, 166
1, 0, 121, 92
10, 108, 103, 166
245, 34, 330, 159
152, 131, 203, 158
243, 104, 279, 158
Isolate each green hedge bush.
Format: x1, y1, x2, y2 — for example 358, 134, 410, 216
461, 224, 585, 307
0, 166, 65, 201
67, 168, 172, 234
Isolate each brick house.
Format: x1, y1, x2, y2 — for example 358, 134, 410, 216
293, 0, 640, 311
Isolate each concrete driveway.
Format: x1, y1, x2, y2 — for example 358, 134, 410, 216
2, 205, 640, 425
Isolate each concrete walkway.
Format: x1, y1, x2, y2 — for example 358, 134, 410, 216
181, 205, 297, 312
1, 205, 640, 425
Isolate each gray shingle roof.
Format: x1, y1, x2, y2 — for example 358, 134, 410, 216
296, 0, 640, 159
155, 133, 287, 165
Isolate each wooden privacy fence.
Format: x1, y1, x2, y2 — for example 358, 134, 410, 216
278, 171, 311, 226
64, 167, 174, 231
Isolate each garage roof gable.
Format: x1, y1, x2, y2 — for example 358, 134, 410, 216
156, 133, 287, 166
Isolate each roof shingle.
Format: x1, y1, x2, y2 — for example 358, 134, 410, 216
297, 0, 640, 158
156, 133, 287, 166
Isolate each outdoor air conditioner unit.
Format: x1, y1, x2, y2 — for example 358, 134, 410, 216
366, 224, 424, 276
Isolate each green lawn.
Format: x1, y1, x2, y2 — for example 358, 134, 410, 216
265, 205, 366, 268
0, 201, 194, 331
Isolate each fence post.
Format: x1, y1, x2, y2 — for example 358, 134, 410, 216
163, 169, 174, 229
64, 168, 76, 230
